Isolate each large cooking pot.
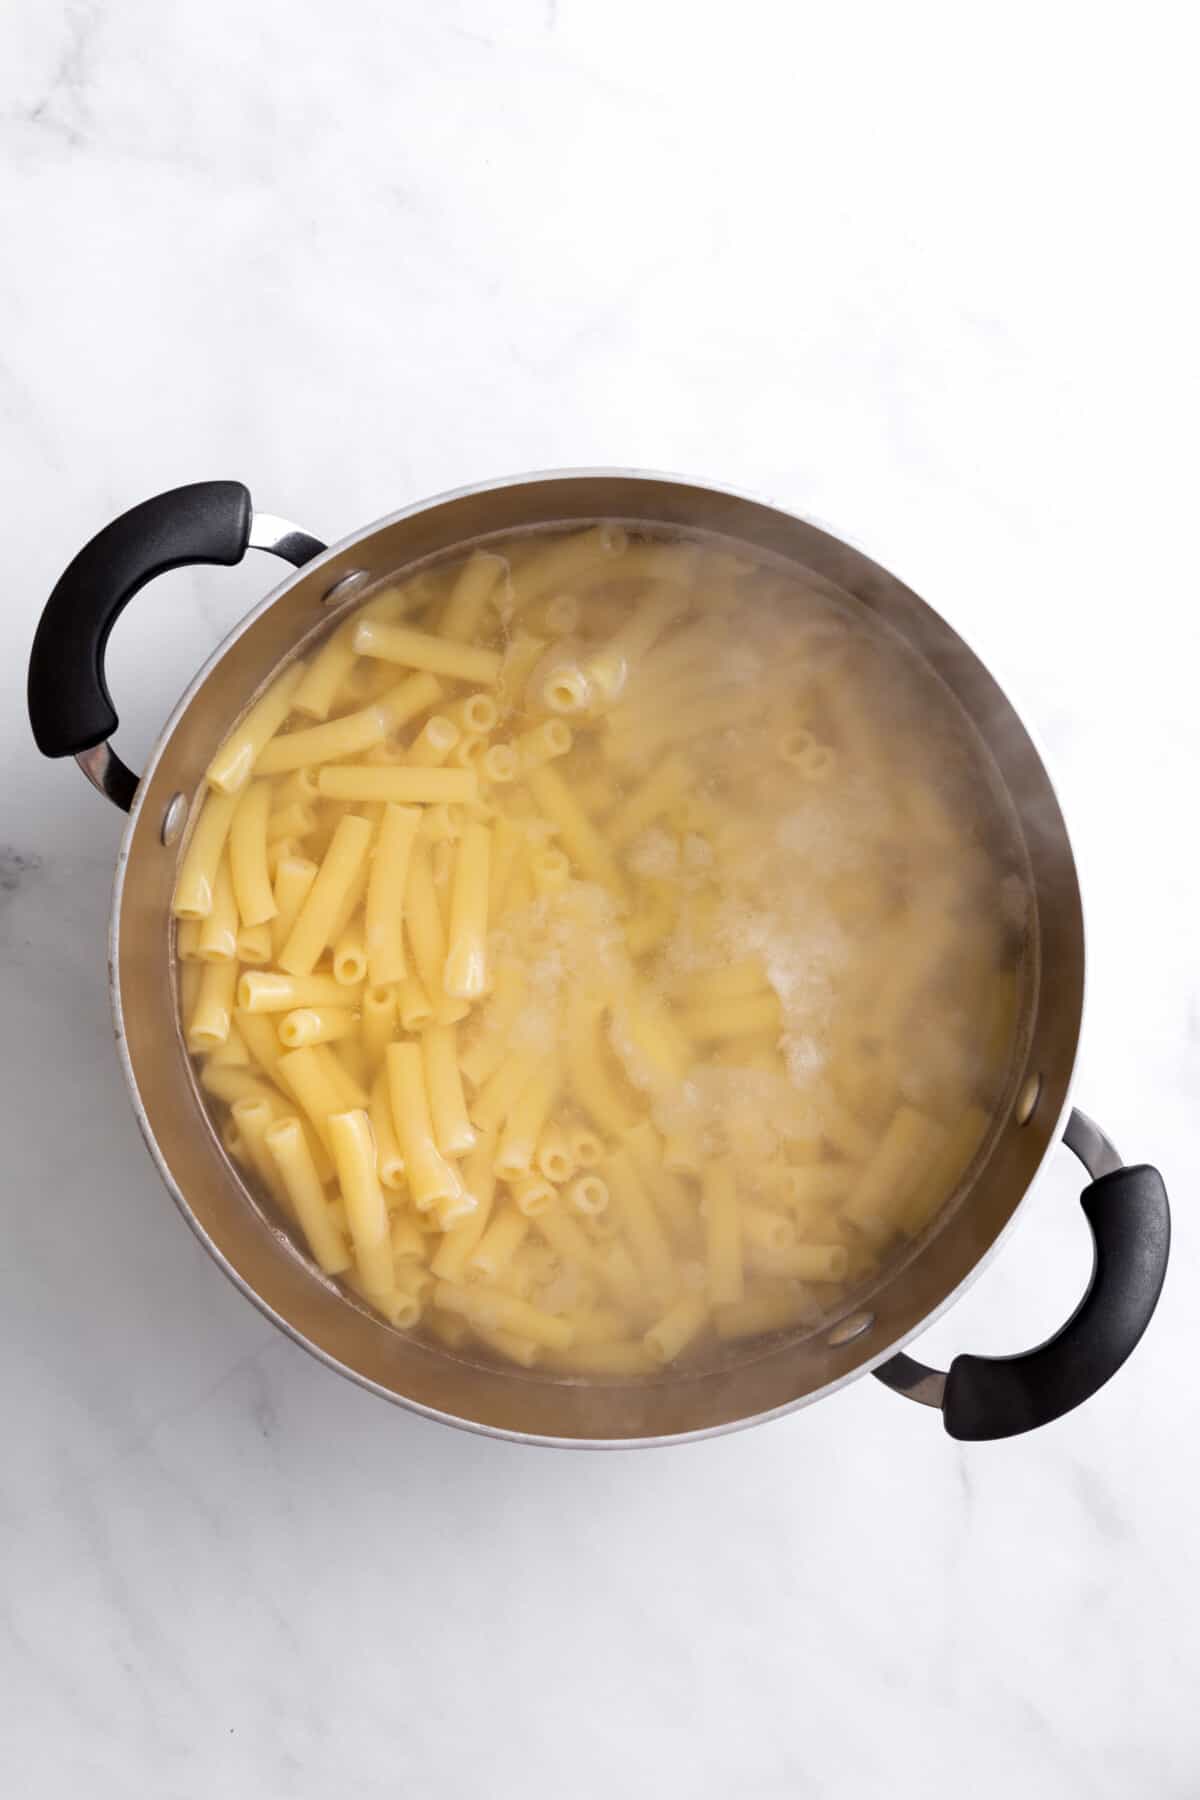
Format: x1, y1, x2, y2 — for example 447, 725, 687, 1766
27, 475, 1170, 1446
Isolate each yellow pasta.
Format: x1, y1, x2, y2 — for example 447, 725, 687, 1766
565, 986, 640, 1137
179, 523, 1031, 1381
403, 834, 466, 1024
430, 1134, 497, 1282
606, 1148, 675, 1301
406, 716, 460, 767
611, 982, 692, 1091
328, 1110, 394, 1299
397, 973, 435, 1032
606, 753, 692, 849
291, 620, 358, 720
253, 705, 389, 778
207, 1020, 250, 1068
481, 743, 518, 785
422, 1024, 477, 1157
368, 1068, 406, 1191
173, 788, 239, 919
511, 524, 627, 607
645, 1292, 709, 1365
238, 969, 358, 1012
509, 1173, 557, 1218
459, 959, 526, 1088
740, 1201, 796, 1254
353, 617, 502, 685
231, 1096, 293, 1213
205, 662, 307, 794
176, 917, 202, 962
585, 587, 688, 706
187, 961, 238, 1052
565, 1173, 609, 1216
227, 781, 278, 929
525, 763, 629, 902
360, 984, 396, 1070
276, 1046, 347, 1153
443, 822, 491, 1000
264, 1116, 350, 1274
470, 1049, 539, 1135
467, 1204, 530, 1283
843, 1105, 945, 1241
535, 1121, 576, 1186
274, 814, 372, 975
332, 917, 367, 986
235, 923, 273, 965
197, 855, 239, 962
438, 550, 508, 642
278, 1006, 356, 1049
433, 1281, 574, 1352
515, 718, 574, 773
319, 1040, 368, 1109
386, 1041, 462, 1211
901, 1103, 990, 1238
359, 810, 420, 993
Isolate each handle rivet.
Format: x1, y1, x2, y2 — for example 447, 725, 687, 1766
1015, 1073, 1042, 1125
322, 570, 369, 606
161, 793, 187, 846
827, 1310, 874, 1347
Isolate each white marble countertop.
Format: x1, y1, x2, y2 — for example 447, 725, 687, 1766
2, 4, 1197, 1795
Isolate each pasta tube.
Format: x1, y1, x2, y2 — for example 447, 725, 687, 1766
368, 1069, 406, 1190
173, 788, 239, 919
238, 970, 359, 1012
264, 1117, 350, 1273
430, 1134, 497, 1282
443, 823, 491, 1000
328, 1110, 394, 1298
386, 1042, 462, 1211
228, 781, 278, 927
353, 618, 502, 685
278, 814, 374, 975
433, 1281, 574, 1352
254, 703, 391, 777
644, 1293, 708, 1365
525, 764, 629, 902
205, 662, 306, 793
438, 550, 507, 641
197, 855, 239, 962
421, 1024, 477, 1157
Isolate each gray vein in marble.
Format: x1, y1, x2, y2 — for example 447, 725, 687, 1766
21, 0, 100, 146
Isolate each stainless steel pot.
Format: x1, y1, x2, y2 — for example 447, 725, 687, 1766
27, 474, 1170, 1446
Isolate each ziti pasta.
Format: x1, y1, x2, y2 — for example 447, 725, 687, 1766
173, 524, 1034, 1377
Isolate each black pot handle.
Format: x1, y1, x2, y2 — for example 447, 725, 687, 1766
28, 481, 326, 811
874, 1108, 1170, 1440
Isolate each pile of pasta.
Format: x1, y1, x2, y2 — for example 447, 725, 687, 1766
173, 525, 1027, 1378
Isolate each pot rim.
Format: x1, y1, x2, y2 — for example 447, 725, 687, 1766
107, 465, 1085, 1448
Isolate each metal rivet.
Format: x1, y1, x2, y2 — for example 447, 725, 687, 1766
1015, 1073, 1042, 1125
827, 1311, 874, 1348
322, 570, 369, 606
161, 793, 187, 846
